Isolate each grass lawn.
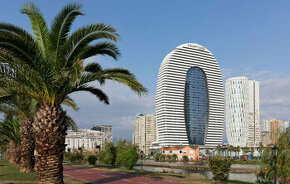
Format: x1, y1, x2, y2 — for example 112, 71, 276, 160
0, 159, 36, 183
0, 159, 85, 184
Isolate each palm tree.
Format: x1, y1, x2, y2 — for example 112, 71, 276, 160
243, 146, 249, 155
258, 142, 264, 158
217, 144, 222, 156
166, 154, 172, 162
0, 91, 78, 173
0, 115, 21, 165
250, 147, 255, 157
172, 153, 178, 162
160, 154, 165, 162
236, 146, 241, 158
205, 149, 210, 157
228, 145, 234, 158
0, 3, 146, 183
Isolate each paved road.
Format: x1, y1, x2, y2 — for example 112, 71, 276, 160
63, 165, 182, 184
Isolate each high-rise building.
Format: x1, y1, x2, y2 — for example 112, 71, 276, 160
156, 43, 224, 147
270, 120, 282, 144
134, 114, 157, 155
260, 119, 289, 146
65, 125, 112, 151
225, 77, 261, 147
261, 119, 275, 146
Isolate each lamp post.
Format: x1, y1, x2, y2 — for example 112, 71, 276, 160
140, 150, 144, 170
272, 145, 278, 184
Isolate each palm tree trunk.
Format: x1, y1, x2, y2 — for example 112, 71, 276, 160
4, 142, 21, 166
20, 117, 35, 173
33, 104, 67, 184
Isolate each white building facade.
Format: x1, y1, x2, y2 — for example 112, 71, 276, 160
156, 43, 224, 147
65, 125, 112, 151
226, 77, 261, 147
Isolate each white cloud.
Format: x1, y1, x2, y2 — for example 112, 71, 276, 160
259, 76, 290, 120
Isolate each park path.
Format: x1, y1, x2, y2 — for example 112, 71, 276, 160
63, 165, 182, 184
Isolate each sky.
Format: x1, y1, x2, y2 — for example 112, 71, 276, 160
1, 1, 290, 141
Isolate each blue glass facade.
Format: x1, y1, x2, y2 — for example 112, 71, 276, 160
184, 67, 208, 145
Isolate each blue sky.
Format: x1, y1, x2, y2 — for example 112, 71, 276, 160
1, 1, 290, 141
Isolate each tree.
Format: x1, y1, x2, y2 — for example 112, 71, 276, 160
228, 145, 234, 158
243, 146, 249, 155
98, 142, 116, 166
172, 153, 178, 162
250, 147, 255, 157
166, 154, 172, 162
182, 155, 189, 162
217, 144, 222, 156
160, 154, 165, 162
0, 2, 146, 183
261, 131, 289, 183
87, 155, 97, 165
0, 95, 36, 173
209, 157, 232, 182
117, 145, 138, 169
205, 149, 210, 157
154, 152, 161, 162
0, 115, 21, 165
0, 92, 78, 173
236, 146, 241, 158
258, 142, 264, 158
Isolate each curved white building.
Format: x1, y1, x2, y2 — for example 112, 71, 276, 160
156, 43, 224, 147
226, 77, 261, 147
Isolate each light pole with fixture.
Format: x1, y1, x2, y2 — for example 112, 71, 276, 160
272, 145, 278, 184
140, 150, 144, 170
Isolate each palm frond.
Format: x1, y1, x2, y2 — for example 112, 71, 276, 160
62, 96, 79, 111
101, 73, 148, 96
78, 42, 120, 60
0, 116, 21, 146
0, 22, 38, 64
21, 2, 49, 58
84, 62, 102, 73
65, 115, 78, 130
79, 67, 133, 85
50, 3, 83, 64
72, 85, 109, 104
64, 23, 119, 63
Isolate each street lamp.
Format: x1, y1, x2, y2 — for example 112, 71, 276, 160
272, 145, 278, 184
140, 150, 144, 170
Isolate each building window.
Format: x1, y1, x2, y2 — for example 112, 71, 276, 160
184, 67, 208, 145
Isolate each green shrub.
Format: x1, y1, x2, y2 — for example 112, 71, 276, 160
67, 151, 84, 163
64, 152, 71, 161
209, 157, 232, 182
97, 142, 116, 166
160, 154, 165, 162
87, 155, 97, 165
118, 146, 139, 169
154, 152, 162, 162
182, 155, 189, 162
260, 131, 290, 183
